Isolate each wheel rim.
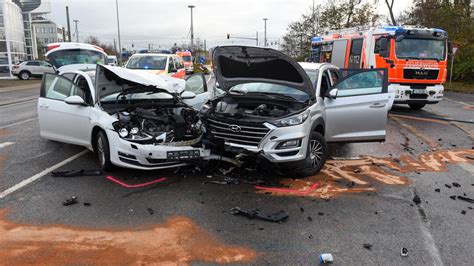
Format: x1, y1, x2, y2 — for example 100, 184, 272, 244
21, 73, 29, 79
309, 139, 323, 168
97, 135, 105, 167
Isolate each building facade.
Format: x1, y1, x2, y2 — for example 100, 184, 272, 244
0, 0, 41, 77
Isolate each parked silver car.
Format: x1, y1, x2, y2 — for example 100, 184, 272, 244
11, 60, 55, 80
201, 46, 390, 176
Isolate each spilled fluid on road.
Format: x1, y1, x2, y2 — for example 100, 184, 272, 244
260, 149, 474, 198
0, 209, 256, 265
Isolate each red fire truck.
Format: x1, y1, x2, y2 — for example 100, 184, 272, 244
311, 26, 449, 110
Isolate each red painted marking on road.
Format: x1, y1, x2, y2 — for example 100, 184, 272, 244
255, 182, 320, 195
106, 176, 167, 188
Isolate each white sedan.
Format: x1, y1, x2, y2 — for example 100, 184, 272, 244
38, 65, 214, 170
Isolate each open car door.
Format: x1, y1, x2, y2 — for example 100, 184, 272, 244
323, 68, 389, 142
182, 73, 210, 110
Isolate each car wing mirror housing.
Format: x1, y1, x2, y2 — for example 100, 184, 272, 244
327, 88, 338, 99
181, 91, 196, 99
65, 95, 87, 106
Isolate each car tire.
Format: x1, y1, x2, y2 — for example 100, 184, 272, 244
19, 71, 31, 80
96, 131, 114, 171
296, 132, 328, 177
409, 103, 425, 110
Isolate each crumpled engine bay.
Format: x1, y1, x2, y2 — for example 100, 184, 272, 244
112, 106, 202, 146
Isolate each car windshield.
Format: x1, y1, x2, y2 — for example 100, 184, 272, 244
395, 38, 446, 61
125, 55, 167, 70
100, 91, 174, 103
47, 49, 106, 68
230, 82, 310, 102
304, 69, 319, 89
182, 56, 192, 62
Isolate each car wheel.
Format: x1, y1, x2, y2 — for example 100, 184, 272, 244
96, 131, 114, 171
296, 132, 328, 177
19, 71, 31, 80
409, 103, 425, 110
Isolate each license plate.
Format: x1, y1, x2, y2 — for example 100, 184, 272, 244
412, 89, 426, 94
167, 150, 200, 160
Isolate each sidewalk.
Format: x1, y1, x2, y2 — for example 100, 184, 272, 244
0, 83, 40, 93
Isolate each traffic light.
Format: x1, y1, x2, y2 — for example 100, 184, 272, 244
227, 34, 230, 39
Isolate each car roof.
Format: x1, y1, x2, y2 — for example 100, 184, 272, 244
130, 53, 174, 57
298, 62, 336, 70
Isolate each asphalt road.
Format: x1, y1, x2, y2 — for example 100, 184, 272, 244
0, 82, 473, 265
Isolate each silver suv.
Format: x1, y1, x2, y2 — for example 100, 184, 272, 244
200, 46, 389, 176
11, 60, 55, 80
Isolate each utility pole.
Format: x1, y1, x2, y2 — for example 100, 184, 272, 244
66, 6, 72, 42
115, 0, 122, 64
256, 31, 258, 46
62, 27, 66, 42
113, 39, 117, 55
73, 20, 79, 42
188, 5, 195, 49
263, 18, 268, 47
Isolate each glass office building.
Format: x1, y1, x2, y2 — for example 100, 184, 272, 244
0, 0, 41, 77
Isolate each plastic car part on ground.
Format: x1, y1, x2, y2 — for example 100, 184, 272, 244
230, 207, 289, 223
51, 169, 103, 177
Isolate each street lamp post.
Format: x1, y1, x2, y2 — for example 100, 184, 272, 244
188, 5, 195, 49
115, 0, 123, 64
263, 18, 268, 47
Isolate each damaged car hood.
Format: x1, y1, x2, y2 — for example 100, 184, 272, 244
95, 64, 185, 99
212, 46, 315, 98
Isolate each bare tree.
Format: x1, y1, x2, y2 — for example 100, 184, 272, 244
375, 0, 397, 25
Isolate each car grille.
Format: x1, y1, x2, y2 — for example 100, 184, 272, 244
207, 118, 270, 146
404, 69, 439, 80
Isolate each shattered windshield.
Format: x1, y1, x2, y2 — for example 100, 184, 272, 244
395, 38, 446, 61
125, 55, 167, 70
230, 82, 310, 102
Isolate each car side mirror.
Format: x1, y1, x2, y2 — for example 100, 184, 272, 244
326, 88, 338, 99
65, 95, 87, 106
181, 91, 196, 99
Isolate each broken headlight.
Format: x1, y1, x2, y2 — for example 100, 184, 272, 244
113, 122, 153, 143
271, 110, 310, 127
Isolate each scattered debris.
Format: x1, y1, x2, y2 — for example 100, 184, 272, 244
51, 169, 103, 177
363, 244, 373, 250
230, 207, 289, 223
401, 248, 409, 257
457, 196, 474, 203
83, 202, 91, 207
435, 189, 440, 193
461, 210, 466, 215
318, 212, 324, 216
450, 196, 457, 200
413, 195, 421, 205
218, 167, 235, 175
445, 184, 452, 188
106, 176, 167, 188
307, 216, 313, 222
319, 253, 334, 263
147, 208, 154, 215
300, 207, 304, 213
62, 196, 78, 206
309, 234, 313, 239
452, 182, 461, 188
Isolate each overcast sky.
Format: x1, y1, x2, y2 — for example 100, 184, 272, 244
46, 0, 413, 50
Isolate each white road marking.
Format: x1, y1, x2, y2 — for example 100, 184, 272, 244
0, 117, 38, 129
0, 149, 89, 199
459, 163, 474, 175
0, 142, 15, 149
443, 97, 471, 107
